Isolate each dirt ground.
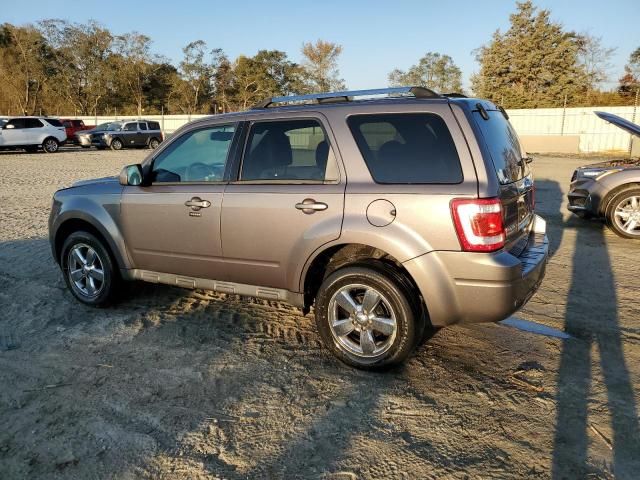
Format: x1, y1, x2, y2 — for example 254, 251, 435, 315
0, 148, 638, 480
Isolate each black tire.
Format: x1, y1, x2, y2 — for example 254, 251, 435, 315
148, 137, 160, 149
60, 231, 120, 306
315, 266, 423, 369
605, 187, 640, 239
42, 137, 60, 153
110, 138, 123, 150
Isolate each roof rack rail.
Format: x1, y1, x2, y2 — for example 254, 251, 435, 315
252, 86, 441, 109
442, 92, 467, 98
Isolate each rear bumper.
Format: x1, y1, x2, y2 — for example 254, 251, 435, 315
403, 215, 549, 326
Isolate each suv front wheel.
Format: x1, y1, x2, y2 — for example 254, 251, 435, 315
61, 231, 120, 306
315, 266, 422, 369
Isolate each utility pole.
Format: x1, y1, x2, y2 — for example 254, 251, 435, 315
560, 94, 568, 136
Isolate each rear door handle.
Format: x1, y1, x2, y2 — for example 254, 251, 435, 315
295, 199, 328, 214
185, 197, 211, 210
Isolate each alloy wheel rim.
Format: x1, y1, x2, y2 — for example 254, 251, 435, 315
45, 139, 58, 152
67, 243, 105, 298
328, 284, 397, 358
613, 195, 640, 236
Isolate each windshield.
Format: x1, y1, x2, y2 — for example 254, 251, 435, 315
473, 109, 529, 184
103, 123, 122, 131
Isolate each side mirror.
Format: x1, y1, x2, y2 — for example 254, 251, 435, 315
119, 164, 143, 186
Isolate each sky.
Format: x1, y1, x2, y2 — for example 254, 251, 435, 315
2, 0, 639, 91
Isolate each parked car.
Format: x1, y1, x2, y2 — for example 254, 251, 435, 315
75, 122, 116, 148
88, 120, 163, 150
0, 116, 67, 153
61, 119, 94, 144
568, 111, 640, 239
48, 87, 548, 368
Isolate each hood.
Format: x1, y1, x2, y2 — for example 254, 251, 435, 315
595, 111, 640, 137
580, 158, 640, 169
71, 176, 118, 187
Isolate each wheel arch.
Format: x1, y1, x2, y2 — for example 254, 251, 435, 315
301, 243, 428, 321
53, 212, 130, 271
599, 181, 640, 216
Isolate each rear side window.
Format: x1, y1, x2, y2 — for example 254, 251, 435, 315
473, 110, 528, 184
44, 118, 63, 127
26, 119, 44, 128
348, 113, 463, 184
138, 122, 147, 130
147, 121, 160, 130
241, 119, 334, 182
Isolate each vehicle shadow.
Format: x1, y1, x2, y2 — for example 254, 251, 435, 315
535, 180, 640, 478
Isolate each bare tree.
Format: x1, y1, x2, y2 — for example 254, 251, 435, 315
577, 33, 616, 93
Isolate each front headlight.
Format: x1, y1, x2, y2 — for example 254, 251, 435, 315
579, 168, 622, 180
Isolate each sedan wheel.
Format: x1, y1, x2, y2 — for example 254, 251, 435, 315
607, 188, 640, 239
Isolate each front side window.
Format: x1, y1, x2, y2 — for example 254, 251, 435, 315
124, 123, 137, 132
150, 124, 236, 183
240, 119, 335, 182
348, 113, 463, 184
6, 118, 26, 129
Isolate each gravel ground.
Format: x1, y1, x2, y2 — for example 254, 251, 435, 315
0, 148, 639, 479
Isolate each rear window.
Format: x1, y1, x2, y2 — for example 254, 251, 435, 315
473, 110, 528, 184
347, 113, 463, 184
147, 121, 160, 130
45, 118, 63, 127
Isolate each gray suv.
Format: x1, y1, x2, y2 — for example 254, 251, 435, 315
89, 120, 163, 150
48, 87, 549, 368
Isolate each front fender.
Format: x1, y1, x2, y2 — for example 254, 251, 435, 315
50, 191, 131, 269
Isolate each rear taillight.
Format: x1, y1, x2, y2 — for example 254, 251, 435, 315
450, 198, 505, 252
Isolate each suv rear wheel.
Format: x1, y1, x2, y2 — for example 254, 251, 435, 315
149, 137, 160, 149
606, 187, 640, 239
61, 231, 120, 306
315, 266, 421, 369
42, 137, 59, 153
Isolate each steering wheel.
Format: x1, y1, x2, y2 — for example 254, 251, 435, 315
185, 162, 221, 182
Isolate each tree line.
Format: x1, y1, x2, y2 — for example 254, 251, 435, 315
1, 1, 638, 116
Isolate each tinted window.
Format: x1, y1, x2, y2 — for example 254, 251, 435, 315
73, 120, 84, 127
138, 122, 147, 130
124, 123, 137, 131
6, 118, 26, 129
241, 119, 331, 181
151, 124, 235, 183
473, 110, 528, 184
348, 113, 463, 184
63, 120, 72, 127
147, 121, 160, 130
44, 118, 63, 127
26, 118, 44, 128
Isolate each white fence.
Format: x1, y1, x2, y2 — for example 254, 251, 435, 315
506, 105, 638, 153
75, 104, 640, 154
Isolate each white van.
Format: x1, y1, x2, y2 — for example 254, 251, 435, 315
0, 117, 67, 153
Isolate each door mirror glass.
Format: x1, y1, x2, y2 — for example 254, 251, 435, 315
119, 164, 143, 186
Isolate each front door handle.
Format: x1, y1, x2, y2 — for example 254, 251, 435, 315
185, 197, 211, 210
295, 198, 328, 214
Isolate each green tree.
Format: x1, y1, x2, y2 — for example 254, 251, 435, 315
38, 20, 115, 115
0, 23, 53, 114
388, 52, 462, 92
170, 40, 218, 114
300, 40, 345, 92
471, 1, 588, 108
